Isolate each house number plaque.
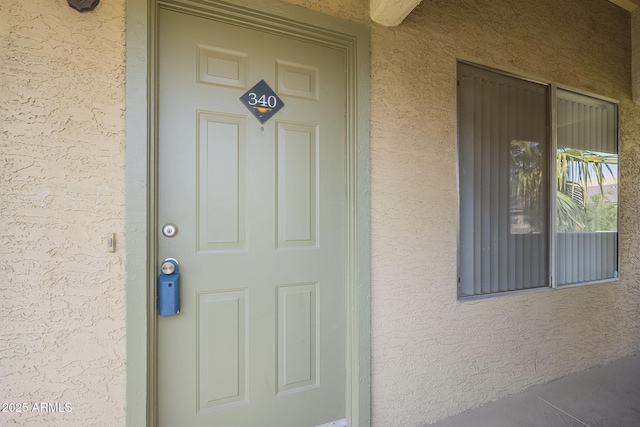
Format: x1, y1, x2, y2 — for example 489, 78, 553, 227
240, 80, 284, 124
68, 0, 100, 12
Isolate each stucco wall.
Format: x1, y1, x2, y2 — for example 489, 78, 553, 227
370, 0, 640, 425
633, 7, 640, 102
3, 0, 640, 426
291, 0, 640, 425
1, 0, 126, 426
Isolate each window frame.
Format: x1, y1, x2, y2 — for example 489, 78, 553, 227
550, 84, 620, 290
456, 61, 620, 300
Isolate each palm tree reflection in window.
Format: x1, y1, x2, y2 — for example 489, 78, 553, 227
509, 140, 617, 234
556, 149, 618, 232
510, 140, 545, 234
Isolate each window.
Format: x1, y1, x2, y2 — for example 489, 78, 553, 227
457, 62, 619, 298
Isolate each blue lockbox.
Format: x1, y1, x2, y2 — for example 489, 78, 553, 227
158, 258, 180, 316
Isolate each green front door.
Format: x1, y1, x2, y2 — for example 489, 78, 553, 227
157, 6, 347, 426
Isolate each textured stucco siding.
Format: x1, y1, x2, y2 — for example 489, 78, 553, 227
1, 0, 126, 426
2, 0, 639, 426
368, 0, 640, 425
633, 8, 640, 102
288, 0, 640, 425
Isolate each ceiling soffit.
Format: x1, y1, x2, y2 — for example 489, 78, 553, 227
370, 0, 638, 27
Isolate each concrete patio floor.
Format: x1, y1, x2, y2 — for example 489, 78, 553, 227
426, 353, 640, 427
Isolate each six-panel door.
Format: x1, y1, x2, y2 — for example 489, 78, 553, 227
157, 8, 347, 427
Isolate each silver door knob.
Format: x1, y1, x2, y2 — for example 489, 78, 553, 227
162, 223, 178, 237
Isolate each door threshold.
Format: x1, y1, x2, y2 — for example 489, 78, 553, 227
316, 419, 347, 427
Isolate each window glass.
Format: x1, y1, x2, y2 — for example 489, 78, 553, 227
457, 63, 619, 298
555, 89, 618, 285
458, 63, 548, 297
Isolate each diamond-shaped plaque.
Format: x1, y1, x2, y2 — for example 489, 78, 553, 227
240, 80, 284, 124
68, 0, 99, 12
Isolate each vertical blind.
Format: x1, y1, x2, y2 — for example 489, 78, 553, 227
458, 63, 549, 297
556, 90, 618, 286
457, 63, 620, 298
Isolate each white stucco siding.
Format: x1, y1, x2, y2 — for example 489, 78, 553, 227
1, 0, 126, 426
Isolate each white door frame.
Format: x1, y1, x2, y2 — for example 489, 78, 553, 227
124, 1, 371, 426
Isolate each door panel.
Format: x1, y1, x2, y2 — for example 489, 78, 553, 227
277, 122, 317, 248
197, 111, 246, 251
157, 7, 346, 427
197, 289, 247, 411
276, 282, 318, 394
